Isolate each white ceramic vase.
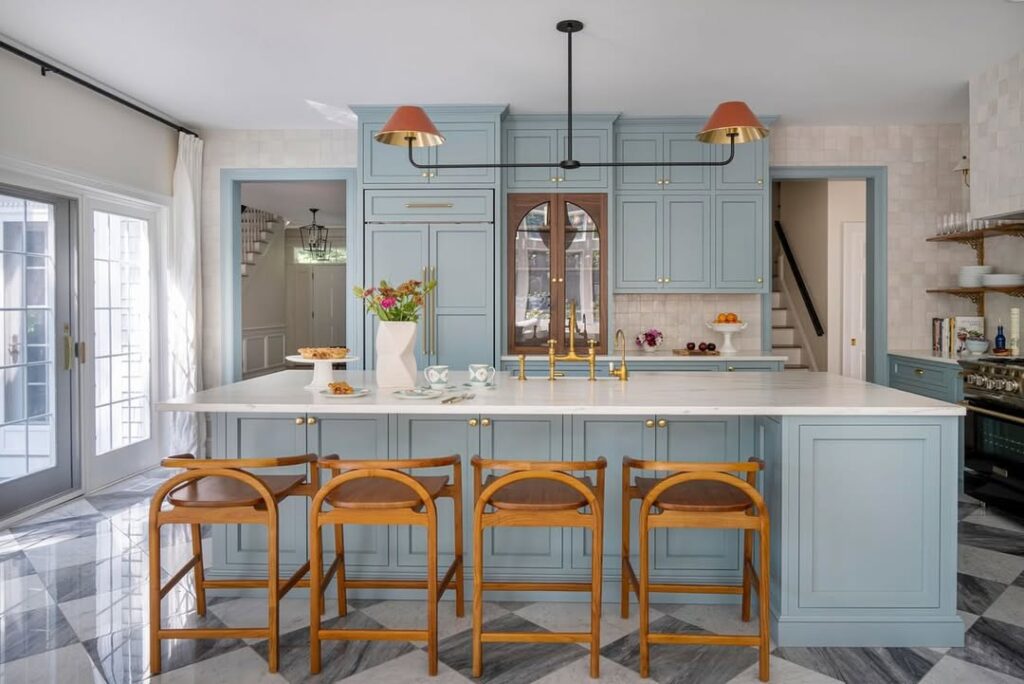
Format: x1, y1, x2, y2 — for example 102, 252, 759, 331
375, 321, 418, 388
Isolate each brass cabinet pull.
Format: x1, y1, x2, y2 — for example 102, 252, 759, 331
422, 267, 430, 354
307, 416, 318, 426
294, 416, 304, 425
468, 418, 479, 427
481, 418, 491, 427
644, 419, 655, 428
914, 368, 926, 376
431, 266, 438, 355
727, 366, 736, 371
656, 418, 668, 428
63, 324, 73, 371
405, 202, 453, 209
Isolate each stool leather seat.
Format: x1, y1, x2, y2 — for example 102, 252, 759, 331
325, 475, 449, 509
168, 474, 305, 508
484, 474, 593, 511
634, 476, 753, 513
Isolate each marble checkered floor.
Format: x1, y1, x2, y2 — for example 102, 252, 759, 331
2, 470, 1024, 683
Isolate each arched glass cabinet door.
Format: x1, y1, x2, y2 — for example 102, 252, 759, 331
510, 200, 553, 351
564, 201, 601, 350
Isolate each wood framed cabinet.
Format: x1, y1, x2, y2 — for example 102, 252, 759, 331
507, 193, 608, 354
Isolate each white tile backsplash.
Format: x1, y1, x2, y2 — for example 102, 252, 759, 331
614, 294, 762, 351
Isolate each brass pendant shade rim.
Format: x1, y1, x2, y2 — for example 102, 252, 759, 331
374, 129, 446, 147
695, 125, 770, 144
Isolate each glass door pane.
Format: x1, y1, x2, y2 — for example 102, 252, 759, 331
512, 202, 553, 351
0, 188, 74, 515
564, 202, 602, 349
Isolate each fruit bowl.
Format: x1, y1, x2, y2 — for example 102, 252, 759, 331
705, 321, 748, 354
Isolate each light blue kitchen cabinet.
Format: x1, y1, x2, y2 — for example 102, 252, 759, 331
557, 129, 608, 188
615, 194, 711, 292
888, 355, 962, 404
714, 135, 767, 191
363, 189, 494, 223
665, 131, 712, 188
714, 194, 767, 291
504, 128, 558, 188
215, 413, 310, 570
503, 115, 615, 190
615, 127, 710, 191
616, 132, 662, 189
360, 120, 432, 185
364, 223, 494, 370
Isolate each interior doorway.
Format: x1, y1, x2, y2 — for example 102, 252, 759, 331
771, 179, 868, 378
238, 180, 347, 379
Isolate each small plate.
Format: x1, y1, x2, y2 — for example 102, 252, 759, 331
393, 388, 444, 400
462, 382, 498, 390
319, 388, 370, 399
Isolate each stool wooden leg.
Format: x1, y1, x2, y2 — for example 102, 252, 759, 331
471, 511, 484, 678
267, 514, 280, 673
590, 518, 604, 678
758, 524, 771, 682
310, 513, 323, 674
148, 517, 162, 675
453, 482, 465, 618
427, 518, 439, 677
190, 524, 207, 616
638, 512, 651, 679
334, 524, 347, 617
742, 528, 753, 622
621, 493, 631, 619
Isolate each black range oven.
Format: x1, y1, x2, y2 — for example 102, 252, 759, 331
960, 357, 1024, 514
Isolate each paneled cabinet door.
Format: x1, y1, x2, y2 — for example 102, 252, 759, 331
615, 196, 662, 291
558, 129, 608, 188
394, 416, 480, 570
219, 413, 309, 569
478, 415, 567, 572
362, 122, 431, 185
715, 138, 766, 191
505, 128, 558, 188
311, 415, 392, 568
364, 224, 430, 369
714, 194, 766, 291
663, 197, 712, 290
430, 224, 494, 369
616, 132, 662, 190
653, 417, 743, 582
570, 416, 658, 572
664, 131, 711, 190
431, 122, 497, 185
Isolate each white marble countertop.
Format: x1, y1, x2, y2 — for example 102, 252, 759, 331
499, 351, 787, 362
157, 370, 964, 416
888, 349, 965, 366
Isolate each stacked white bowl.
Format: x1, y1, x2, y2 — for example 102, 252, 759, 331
982, 273, 1024, 287
959, 265, 993, 288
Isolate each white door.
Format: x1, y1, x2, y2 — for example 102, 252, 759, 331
81, 201, 159, 488
841, 221, 866, 379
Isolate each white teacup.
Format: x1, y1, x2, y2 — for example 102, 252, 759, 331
423, 365, 449, 389
467, 364, 496, 386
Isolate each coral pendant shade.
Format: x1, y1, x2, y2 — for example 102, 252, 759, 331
374, 106, 445, 147
697, 101, 769, 144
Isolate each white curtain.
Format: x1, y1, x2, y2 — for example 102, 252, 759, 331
165, 132, 205, 455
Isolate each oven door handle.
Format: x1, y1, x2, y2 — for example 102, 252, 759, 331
960, 400, 1024, 426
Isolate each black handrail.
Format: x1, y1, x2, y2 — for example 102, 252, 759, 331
773, 221, 825, 337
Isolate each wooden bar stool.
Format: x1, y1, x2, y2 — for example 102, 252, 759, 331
471, 456, 606, 679
147, 453, 318, 674
621, 457, 770, 681
309, 455, 464, 676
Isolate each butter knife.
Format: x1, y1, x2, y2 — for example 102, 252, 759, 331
442, 392, 475, 404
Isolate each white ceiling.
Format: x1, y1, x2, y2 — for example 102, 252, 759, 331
240, 180, 346, 227
2, 0, 1023, 129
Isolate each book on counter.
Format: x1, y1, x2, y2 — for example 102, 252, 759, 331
932, 316, 984, 355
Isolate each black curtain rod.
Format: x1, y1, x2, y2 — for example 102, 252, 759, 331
0, 39, 199, 137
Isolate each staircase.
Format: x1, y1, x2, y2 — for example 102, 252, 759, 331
771, 272, 811, 370
239, 207, 277, 278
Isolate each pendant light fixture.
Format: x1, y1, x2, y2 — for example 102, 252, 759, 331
299, 208, 330, 261
374, 19, 769, 171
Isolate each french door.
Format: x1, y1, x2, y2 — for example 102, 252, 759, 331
0, 185, 77, 517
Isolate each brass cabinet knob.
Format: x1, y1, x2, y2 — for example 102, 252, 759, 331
914, 368, 925, 376
481, 418, 492, 427
644, 419, 655, 428
727, 366, 736, 372
657, 418, 668, 428
421, 171, 429, 178
429, 172, 436, 178
663, 179, 670, 185
664, 277, 671, 283
307, 416, 318, 426
558, 177, 565, 182
294, 416, 304, 425
550, 177, 558, 183
468, 418, 479, 427
757, 178, 764, 185
756, 277, 763, 284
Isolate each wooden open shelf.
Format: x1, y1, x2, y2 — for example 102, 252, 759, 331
926, 222, 1024, 314
925, 223, 1024, 244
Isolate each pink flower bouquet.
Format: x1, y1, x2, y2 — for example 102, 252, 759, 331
353, 279, 435, 322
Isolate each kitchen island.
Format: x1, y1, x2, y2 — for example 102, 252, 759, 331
159, 370, 965, 647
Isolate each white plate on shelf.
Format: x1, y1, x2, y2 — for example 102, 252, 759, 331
958, 275, 984, 288
982, 274, 1024, 287
393, 388, 444, 400
318, 388, 370, 399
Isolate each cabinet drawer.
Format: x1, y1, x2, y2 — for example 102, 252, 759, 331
364, 190, 493, 223
889, 358, 955, 393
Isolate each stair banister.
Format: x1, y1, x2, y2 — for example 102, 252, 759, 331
773, 220, 824, 337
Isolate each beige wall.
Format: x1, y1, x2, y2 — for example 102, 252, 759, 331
199, 129, 357, 385
776, 180, 830, 369
970, 48, 1024, 219
770, 124, 977, 352
0, 50, 176, 196
826, 180, 867, 371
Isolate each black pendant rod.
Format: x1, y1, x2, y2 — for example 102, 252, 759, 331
0, 39, 199, 137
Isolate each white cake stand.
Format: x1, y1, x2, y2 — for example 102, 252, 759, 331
285, 355, 360, 391
705, 322, 748, 355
